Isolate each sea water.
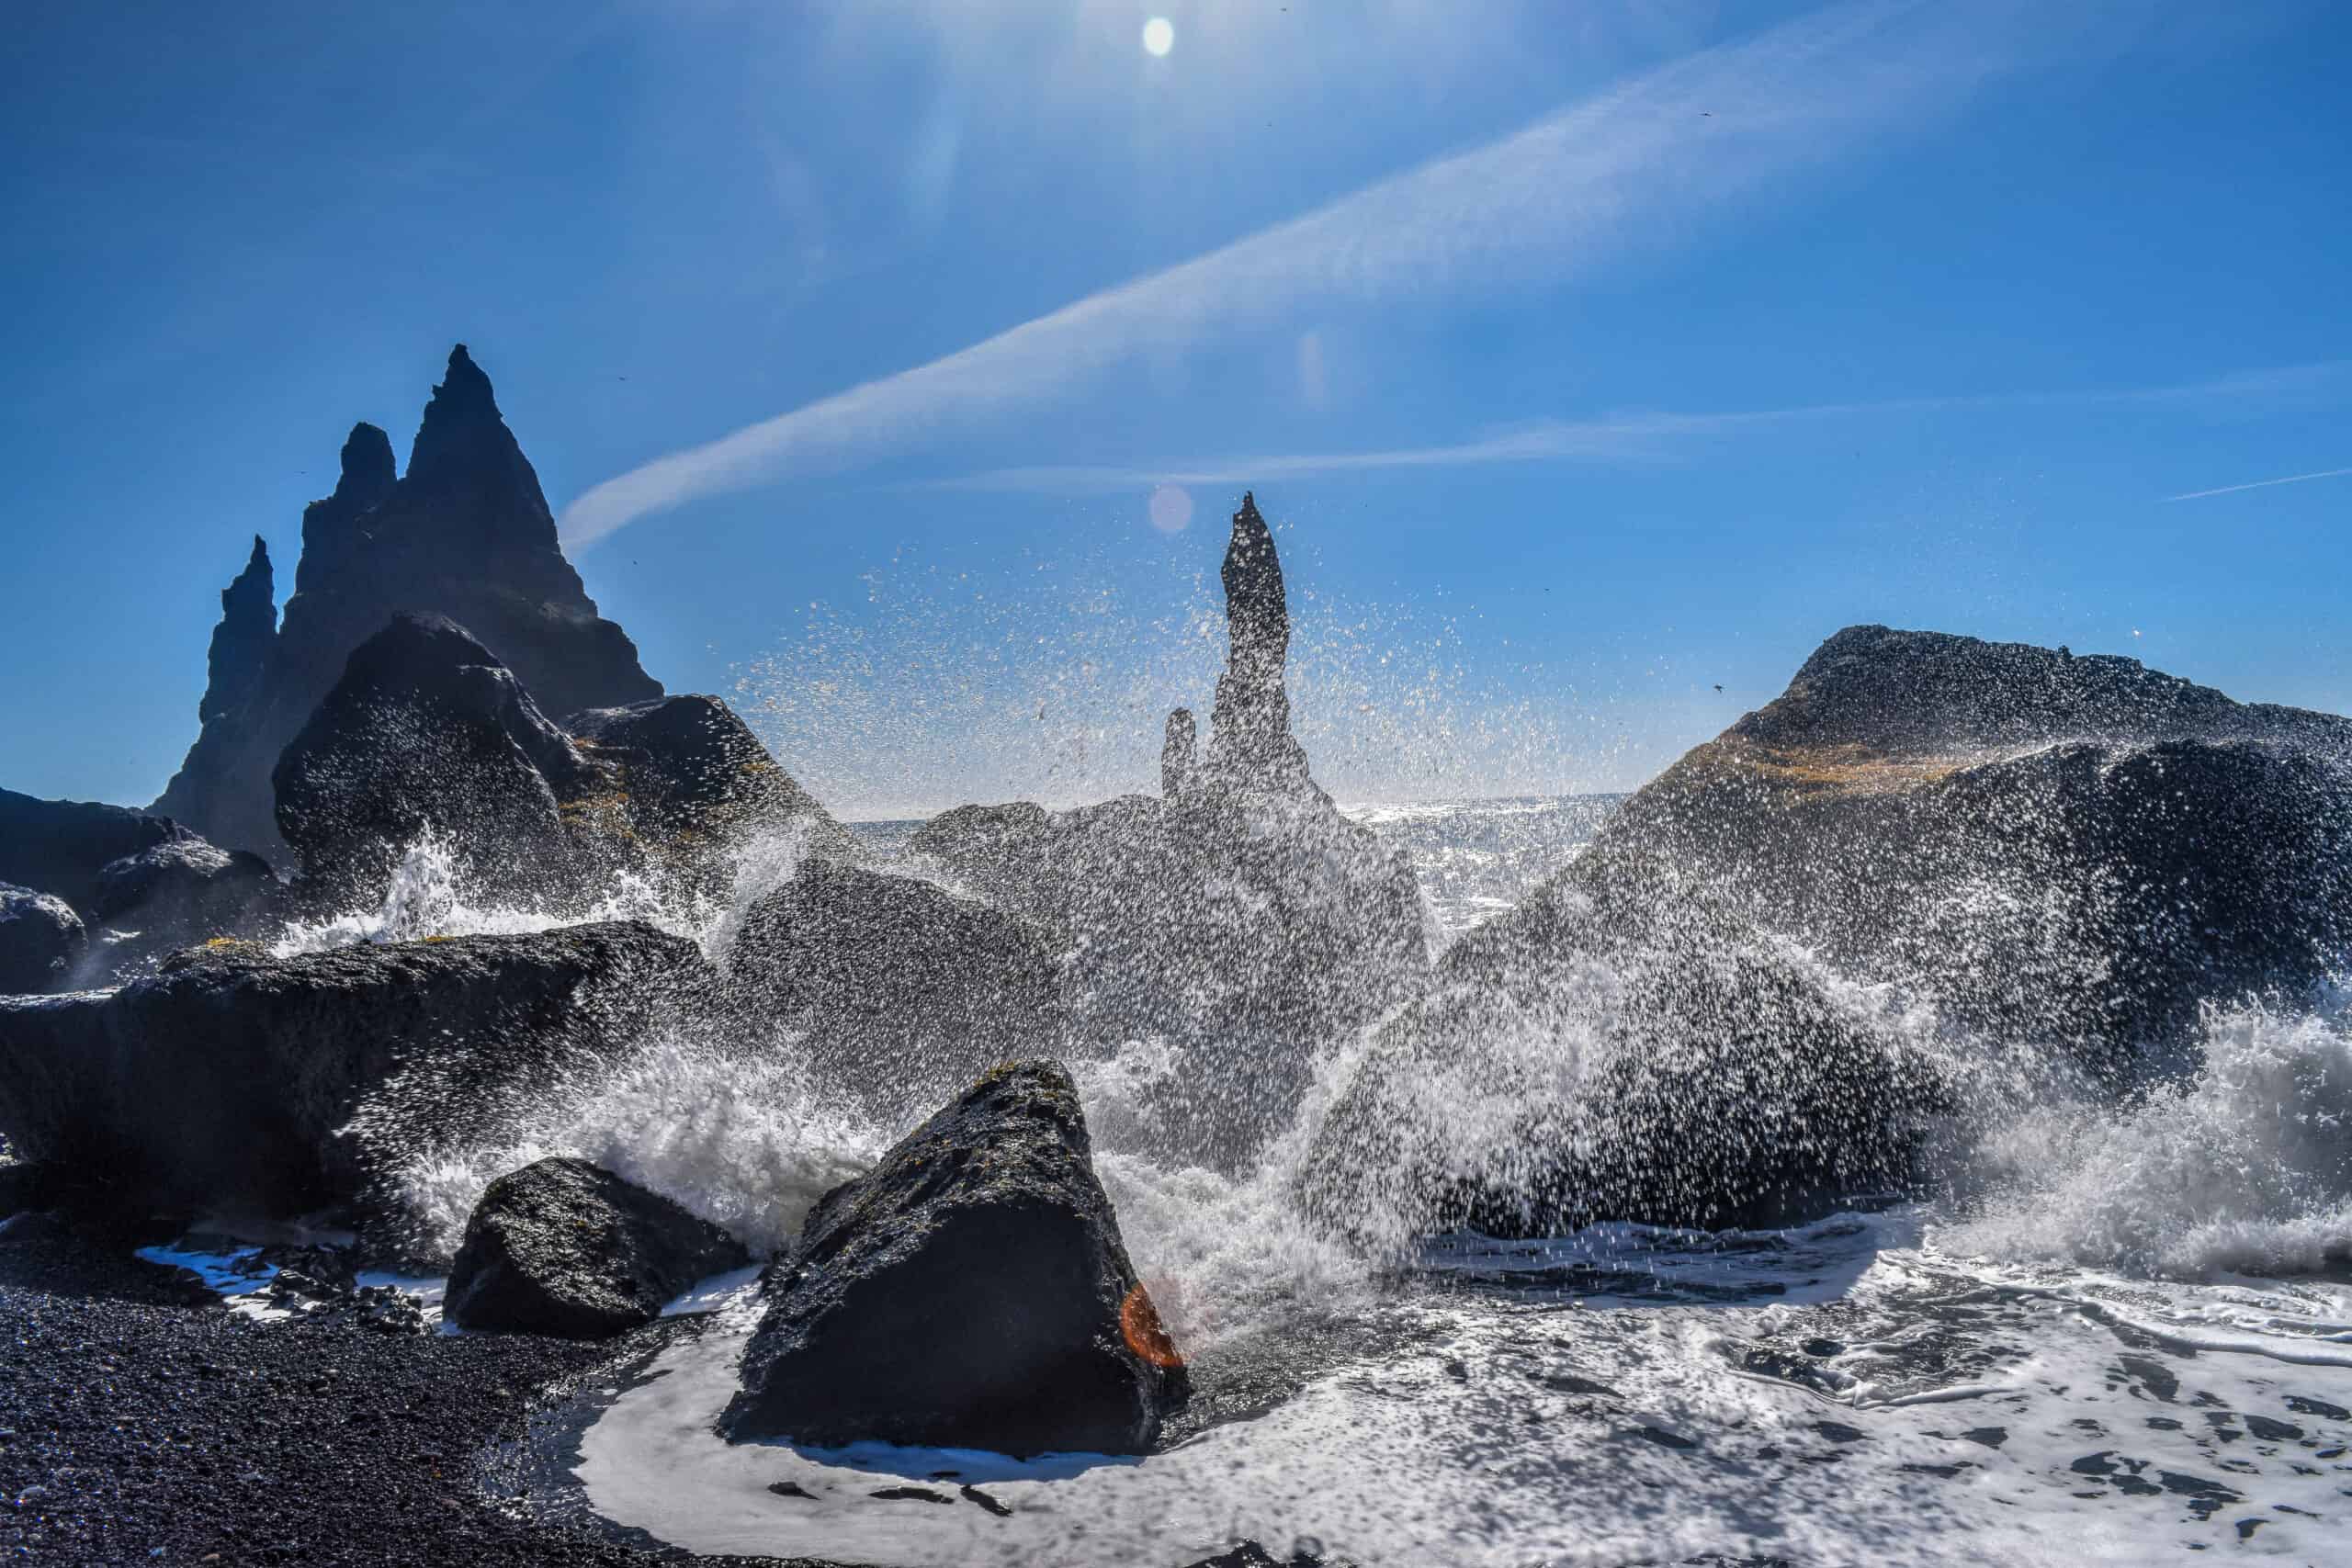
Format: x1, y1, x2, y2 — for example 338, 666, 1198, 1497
277, 798, 2352, 1564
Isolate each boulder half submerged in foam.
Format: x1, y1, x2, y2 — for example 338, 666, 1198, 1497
721, 1059, 1187, 1456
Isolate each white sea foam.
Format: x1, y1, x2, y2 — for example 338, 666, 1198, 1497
270, 831, 703, 955
389, 1025, 881, 1263
1947, 992, 2352, 1277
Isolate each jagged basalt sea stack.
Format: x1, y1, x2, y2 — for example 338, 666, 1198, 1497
156, 346, 661, 858
722, 1061, 1186, 1456
1201, 494, 1314, 796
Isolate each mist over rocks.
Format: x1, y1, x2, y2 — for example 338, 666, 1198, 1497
1301, 624, 2352, 1245
724, 858, 1066, 1122
910, 492, 1430, 1168
568, 693, 857, 879
444, 1155, 748, 1338
722, 1060, 1187, 1455
0, 921, 706, 1231
1586, 625, 2352, 1068
155, 345, 661, 860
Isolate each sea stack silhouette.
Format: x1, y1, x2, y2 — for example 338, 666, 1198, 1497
154, 345, 661, 857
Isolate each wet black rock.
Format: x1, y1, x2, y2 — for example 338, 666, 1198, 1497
568, 694, 855, 875
0, 921, 707, 1226
722, 1060, 1187, 1455
1587, 626, 2352, 1070
156, 346, 661, 859
0, 785, 188, 916
79, 835, 280, 983
0, 883, 85, 994
446, 1156, 748, 1338
274, 612, 605, 902
1300, 872, 1948, 1243
725, 860, 1065, 1119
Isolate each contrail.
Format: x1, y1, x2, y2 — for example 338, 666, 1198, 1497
560, 0, 2120, 547
931, 364, 2352, 492
2163, 466, 2352, 503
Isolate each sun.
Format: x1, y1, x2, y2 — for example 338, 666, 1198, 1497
1142, 17, 1174, 57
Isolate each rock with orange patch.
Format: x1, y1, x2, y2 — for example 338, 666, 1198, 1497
721, 1059, 1187, 1455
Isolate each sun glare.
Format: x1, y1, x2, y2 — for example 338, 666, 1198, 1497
1142, 17, 1174, 57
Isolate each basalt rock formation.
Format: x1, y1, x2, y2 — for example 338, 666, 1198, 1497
0, 790, 276, 989
724, 859, 1064, 1120
0, 921, 707, 1225
1301, 626, 2352, 1245
155, 346, 661, 858
721, 1061, 1186, 1455
910, 494, 1430, 1168
0, 886, 84, 995
444, 1156, 748, 1338
274, 613, 603, 905
568, 694, 856, 878
1199, 494, 1315, 797
1585, 626, 2352, 1067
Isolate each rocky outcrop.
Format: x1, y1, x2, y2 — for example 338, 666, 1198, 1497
721, 1061, 1185, 1454
273, 613, 604, 902
910, 495, 1430, 1168
1300, 626, 2352, 1245
0, 788, 188, 917
78, 838, 279, 986
0, 921, 706, 1224
1587, 626, 2352, 1069
0, 886, 84, 995
444, 1156, 747, 1338
1297, 873, 1948, 1245
568, 694, 855, 877
155, 346, 661, 858
724, 860, 1064, 1119
0, 790, 276, 987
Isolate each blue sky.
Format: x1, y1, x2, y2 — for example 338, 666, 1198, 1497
4, 1, 2346, 817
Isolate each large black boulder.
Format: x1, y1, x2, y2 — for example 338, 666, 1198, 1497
721, 1061, 1186, 1455
77, 838, 280, 985
445, 1156, 747, 1337
0, 920, 706, 1224
0, 885, 85, 995
724, 860, 1066, 1120
568, 694, 855, 875
274, 612, 607, 902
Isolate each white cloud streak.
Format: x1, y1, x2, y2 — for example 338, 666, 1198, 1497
929, 363, 2352, 493
2163, 466, 2352, 503
560, 0, 2113, 548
